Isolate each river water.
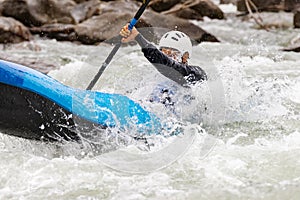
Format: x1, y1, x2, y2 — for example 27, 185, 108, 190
1, 3, 300, 200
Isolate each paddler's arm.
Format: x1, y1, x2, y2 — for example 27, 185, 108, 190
119, 25, 207, 85
120, 25, 173, 65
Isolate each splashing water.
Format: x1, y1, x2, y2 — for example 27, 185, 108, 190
1, 8, 300, 199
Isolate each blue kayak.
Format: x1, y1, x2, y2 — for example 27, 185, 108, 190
0, 60, 161, 141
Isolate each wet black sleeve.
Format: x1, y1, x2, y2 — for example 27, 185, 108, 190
135, 33, 207, 85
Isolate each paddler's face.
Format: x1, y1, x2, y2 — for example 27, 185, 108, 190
160, 47, 181, 62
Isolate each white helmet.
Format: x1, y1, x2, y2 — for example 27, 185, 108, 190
159, 31, 192, 58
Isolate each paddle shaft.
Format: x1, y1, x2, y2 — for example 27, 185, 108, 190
86, 0, 151, 90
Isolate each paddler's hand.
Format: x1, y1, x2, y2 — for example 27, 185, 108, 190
120, 24, 139, 43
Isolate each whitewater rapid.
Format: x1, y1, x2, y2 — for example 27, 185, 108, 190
1, 4, 300, 199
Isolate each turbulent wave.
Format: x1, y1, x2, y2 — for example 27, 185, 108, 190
1, 10, 300, 199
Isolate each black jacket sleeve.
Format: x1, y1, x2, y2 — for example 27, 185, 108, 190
135, 33, 207, 86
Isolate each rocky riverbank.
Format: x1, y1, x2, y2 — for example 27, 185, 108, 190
1, 0, 300, 44
0, 0, 224, 45
0, 0, 300, 71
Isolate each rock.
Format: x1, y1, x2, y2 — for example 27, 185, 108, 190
76, 1, 150, 44
75, 1, 219, 45
156, 0, 224, 20
237, 0, 284, 12
1, 0, 76, 27
283, 44, 300, 52
70, 0, 100, 24
294, 10, 300, 28
237, 1, 300, 29
0, 0, 219, 45
0, 17, 32, 43
150, 0, 181, 12
220, 0, 237, 4
30, 24, 77, 41
167, 5, 203, 20
73, 0, 90, 3
0, 0, 3, 15
75, 12, 133, 44
140, 10, 219, 43
191, 0, 224, 19
97, 0, 140, 15
285, 0, 300, 12
237, 0, 300, 13
2, 0, 41, 26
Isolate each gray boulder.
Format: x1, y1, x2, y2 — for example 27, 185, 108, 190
220, 0, 237, 4
191, 0, 224, 19
74, 1, 219, 45
0, 17, 32, 43
295, 10, 300, 28
150, 0, 181, 12
73, 0, 90, 3
151, 0, 224, 20
30, 23, 77, 41
285, 0, 300, 12
237, 0, 300, 12
237, 0, 283, 12
169, 6, 204, 20
141, 10, 219, 43
71, 0, 100, 24
75, 12, 132, 44
1, 0, 76, 27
